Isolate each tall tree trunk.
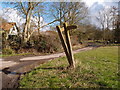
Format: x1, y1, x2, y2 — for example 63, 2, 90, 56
23, 10, 32, 43
23, 15, 29, 43
37, 12, 41, 35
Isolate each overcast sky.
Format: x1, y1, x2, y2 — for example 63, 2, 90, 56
83, 0, 119, 7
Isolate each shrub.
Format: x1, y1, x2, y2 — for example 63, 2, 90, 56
29, 32, 62, 53
2, 48, 15, 55
8, 35, 22, 53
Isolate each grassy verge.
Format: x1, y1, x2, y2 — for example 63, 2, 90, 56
19, 46, 118, 88
0, 53, 33, 58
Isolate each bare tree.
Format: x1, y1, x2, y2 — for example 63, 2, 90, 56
5, 2, 44, 42
3, 2, 88, 42
20, 2, 43, 42
96, 6, 118, 41
37, 12, 41, 34
50, 2, 88, 26
111, 6, 119, 29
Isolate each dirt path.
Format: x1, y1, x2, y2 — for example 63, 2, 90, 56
0, 46, 98, 89
0, 46, 93, 70
20, 46, 93, 61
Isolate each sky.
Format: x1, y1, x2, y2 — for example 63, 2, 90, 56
82, 0, 119, 7
0, 0, 119, 30
85, 1, 119, 28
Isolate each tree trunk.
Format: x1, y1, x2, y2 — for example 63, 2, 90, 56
23, 15, 29, 43
23, 10, 32, 43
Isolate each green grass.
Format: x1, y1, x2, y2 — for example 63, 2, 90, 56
0, 53, 33, 57
19, 46, 118, 88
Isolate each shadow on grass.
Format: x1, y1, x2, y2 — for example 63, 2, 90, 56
39, 66, 65, 70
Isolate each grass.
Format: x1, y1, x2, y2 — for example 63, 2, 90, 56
19, 46, 118, 88
0, 53, 33, 58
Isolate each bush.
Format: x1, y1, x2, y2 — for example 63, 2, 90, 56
29, 32, 62, 53
2, 48, 15, 55
2, 35, 22, 53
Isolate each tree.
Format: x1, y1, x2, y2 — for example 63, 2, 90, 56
4, 2, 44, 43
111, 6, 118, 30
20, 2, 43, 42
96, 6, 118, 41
114, 20, 120, 43
110, 6, 120, 43
36, 12, 41, 34
50, 2, 88, 26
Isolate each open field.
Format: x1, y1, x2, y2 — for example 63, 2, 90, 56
19, 46, 118, 88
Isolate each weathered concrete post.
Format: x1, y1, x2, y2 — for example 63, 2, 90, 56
56, 23, 77, 69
